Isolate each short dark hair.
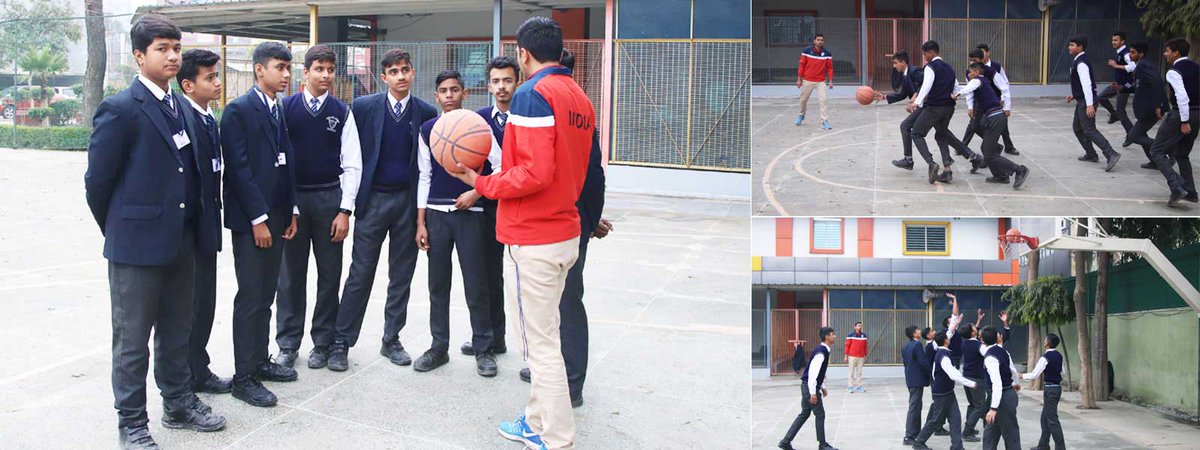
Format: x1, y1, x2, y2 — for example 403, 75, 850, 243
976, 43, 990, 52
968, 61, 987, 74
1131, 42, 1149, 55
922, 40, 940, 53
941, 315, 951, 329
486, 55, 520, 78
854, 321, 862, 327
815, 33, 825, 39
923, 327, 934, 338
1113, 31, 1127, 41
304, 44, 336, 69
1166, 38, 1191, 57
380, 49, 412, 72
560, 49, 576, 71
957, 323, 975, 338
131, 14, 181, 53
253, 42, 292, 71
980, 326, 999, 346
968, 49, 985, 60
904, 325, 919, 340
1046, 333, 1060, 349
934, 331, 949, 347
177, 49, 220, 86
435, 69, 462, 88
1069, 35, 1088, 50
892, 50, 909, 64
818, 327, 835, 341
516, 16, 563, 64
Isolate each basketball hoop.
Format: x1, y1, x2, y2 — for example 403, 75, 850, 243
998, 228, 1039, 260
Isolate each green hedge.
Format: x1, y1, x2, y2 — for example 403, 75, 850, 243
0, 125, 90, 150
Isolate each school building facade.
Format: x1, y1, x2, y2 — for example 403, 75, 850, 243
751, 217, 1041, 379
753, 0, 1163, 90
138, 0, 750, 197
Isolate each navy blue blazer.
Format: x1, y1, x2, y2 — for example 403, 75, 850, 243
185, 104, 223, 255
220, 88, 296, 232
85, 80, 220, 266
352, 92, 436, 215
902, 339, 931, 388
1131, 60, 1167, 120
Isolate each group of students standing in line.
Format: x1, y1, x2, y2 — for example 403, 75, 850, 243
778, 294, 1067, 450
873, 33, 1198, 208
85, 12, 604, 450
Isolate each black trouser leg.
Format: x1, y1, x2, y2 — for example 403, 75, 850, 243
1150, 111, 1198, 194
1040, 385, 1065, 450
1130, 116, 1160, 162
189, 250, 217, 386
483, 202, 505, 347
111, 228, 196, 427
336, 190, 415, 347
782, 383, 826, 446
905, 386, 924, 440
917, 391, 960, 447
962, 114, 977, 147
1098, 84, 1119, 116
426, 209, 493, 353
933, 107, 967, 165
308, 189, 345, 348
983, 113, 1020, 178
1074, 103, 1116, 158
900, 107, 922, 158
1116, 91, 1133, 133
560, 237, 590, 400
911, 106, 942, 165
984, 388, 1021, 450
1001, 126, 1016, 151
232, 210, 288, 376
963, 377, 987, 433
383, 191, 418, 343
275, 198, 313, 352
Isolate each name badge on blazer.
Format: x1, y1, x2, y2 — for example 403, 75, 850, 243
211, 157, 222, 173
275, 152, 287, 167
173, 130, 191, 150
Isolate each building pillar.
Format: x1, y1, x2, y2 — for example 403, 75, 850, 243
493, 0, 502, 59
309, 5, 318, 45
220, 35, 227, 109
600, 0, 614, 167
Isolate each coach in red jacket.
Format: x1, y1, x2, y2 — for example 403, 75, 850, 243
451, 17, 594, 450
845, 321, 868, 393
795, 33, 834, 129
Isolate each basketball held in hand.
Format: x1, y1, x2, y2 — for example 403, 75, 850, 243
430, 109, 492, 174
856, 86, 876, 105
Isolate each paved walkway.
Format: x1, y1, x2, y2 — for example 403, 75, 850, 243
754, 97, 1200, 216
0, 148, 751, 449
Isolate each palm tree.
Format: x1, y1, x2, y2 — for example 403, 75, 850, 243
18, 47, 67, 106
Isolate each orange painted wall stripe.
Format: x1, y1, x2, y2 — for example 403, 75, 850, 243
776, 217, 793, 257
858, 218, 874, 258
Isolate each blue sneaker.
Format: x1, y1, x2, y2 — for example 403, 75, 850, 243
821, 119, 832, 129
848, 386, 854, 393
498, 415, 544, 449
794, 114, 805, 126
857, 386, 866, 393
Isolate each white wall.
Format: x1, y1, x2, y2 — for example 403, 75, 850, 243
751, 217, 777, 257
873, 217, 1001, 260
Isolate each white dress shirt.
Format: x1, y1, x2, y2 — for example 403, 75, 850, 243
807, 343, 830, 394
984, 344, 1022, 408
1167, 57, 1192, 122
1074, 52, 1095, 106
303, 88, 364, 212
387, 90, 410, 118
985, 59, 1012, 110
137, 73, 172, 105
417, 109, 503, 212
1022, 348, 1058, 381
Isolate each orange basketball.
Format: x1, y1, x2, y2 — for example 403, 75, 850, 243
430, 109, 492, 174
855, 86, 875, 105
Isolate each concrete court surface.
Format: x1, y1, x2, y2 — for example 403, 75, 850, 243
754, 368, 1200, 450
0, 148, 751, 449
754, 96, 1200, 216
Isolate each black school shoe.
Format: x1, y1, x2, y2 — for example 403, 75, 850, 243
937, 170, 953, 183
327, 341, 349, 371
986, 176, 1010, 184
476, 352, 498, 377
413, 349, 450, 372
232, 375, 277, 407
1105, 153, 1121, 172
256, 359, 298, 382
1013, 165, 1030, 189
1004, 147, 1020, 155
194, 373, 233, 394
162, 397, 226, 432
928, 163, 940, 184
381, 340, 412, 366
308, 346, 329, 369
892, 157, 915, 170
276, 348, 298, 368
1169, 189, 1188, 208
118, 419, 159, 450
1078, 154, 1099, 162
934, 427, 950, 436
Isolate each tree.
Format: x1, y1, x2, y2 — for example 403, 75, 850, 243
1071, 218, 1098, 409
1137, 0, 1200, 51
1024, 249, 1043, 390
1003, 274, 1074, 390
17, 47, 67, 106
0, 0, 81, 71
1093, 217, 1110, 402
83, 0, 105, 127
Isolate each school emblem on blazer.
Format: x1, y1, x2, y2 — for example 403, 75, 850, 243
326, 115, 340, 132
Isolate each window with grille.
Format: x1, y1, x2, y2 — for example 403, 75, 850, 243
904, 222, 950, 256
764, 12, 816, 47
810, 218, 842, 254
